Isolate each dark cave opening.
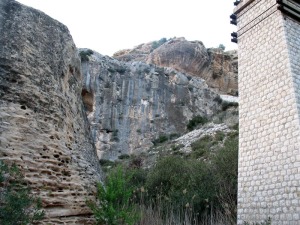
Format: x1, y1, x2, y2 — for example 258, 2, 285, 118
81, 89, 94, 113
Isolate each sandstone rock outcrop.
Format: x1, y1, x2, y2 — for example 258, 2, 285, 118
0, 0, 102, 223
114, 37, 238, 95
81, 50, 222, 160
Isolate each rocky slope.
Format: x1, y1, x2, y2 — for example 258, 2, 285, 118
114, 37, 238, 95
80, 50, 225, 161
0, 0, 102, 224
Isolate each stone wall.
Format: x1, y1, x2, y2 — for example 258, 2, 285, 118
236, 0, 300, 223
0, 0, 102, 223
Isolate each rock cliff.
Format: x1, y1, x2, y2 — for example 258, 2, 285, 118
0, 0, 102, 224
81, 50, 222, 160
114, 37, 238, 95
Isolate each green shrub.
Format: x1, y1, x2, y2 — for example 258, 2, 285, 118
187, 115, 208, 131
169, 133, 179, 140
212, 132, 238, 222
95, 129, 239, 224
125, 167, 148, 191
171, 144, 184, 151
218, 44, 226, 51
118, 154, 130, 160
213, 133, 238, 190
213, 95, 223, 104
146, 156, 191, 199
87, 166, 138, 225
215, 131, 226, 142
243, 217, 271, 225
152, 133, 180, 146
99, 159, 115, 167
151, 38, 167, 50
145, 156, 216, 219
0, 160, 44, 225
116, 68, 126, 74
230, 123, 239, 131
128, 156, 143, 169
107, 68, 116, 73
146, 132, 239, 222
79, 49, 93, 62
152, 135, 169, 145
158, 135, 168, 143
187, 161, 217, 213
190, 135, 216, 159
221, 101, 238, 111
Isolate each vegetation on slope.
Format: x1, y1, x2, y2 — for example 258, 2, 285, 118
0, 160, 44, 225
151, 38, 167, 51
88, 127, 239, 225
79, 49, 94, 62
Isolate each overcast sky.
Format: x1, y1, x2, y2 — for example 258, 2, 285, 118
17, 0, 237, 56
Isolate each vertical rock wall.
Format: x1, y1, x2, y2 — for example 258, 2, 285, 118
81, 52, 221, 160
0, 0, 102, 223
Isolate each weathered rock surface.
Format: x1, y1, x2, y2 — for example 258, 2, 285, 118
220, 94, 239, 103
0, 0, 102, 223
113, 40, 154, 62
114, 37, 238, 95
174, 123, 231, 153
81, 50, 222, 160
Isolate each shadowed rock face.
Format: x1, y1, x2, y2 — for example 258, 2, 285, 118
206, 48, 238, 95
114, 38, 238, 95
0, 1, 102, 224
81, 51, 222, 160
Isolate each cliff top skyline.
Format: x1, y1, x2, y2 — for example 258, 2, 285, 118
17, 0, 237, 56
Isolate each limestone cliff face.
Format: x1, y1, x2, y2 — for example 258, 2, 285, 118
81, 51, 222, 160
114, 38, 238, 96
0, 1, 101, 224
206, 48, 238, 96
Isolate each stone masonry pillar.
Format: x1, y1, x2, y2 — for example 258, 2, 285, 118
235, 0, 300, 224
